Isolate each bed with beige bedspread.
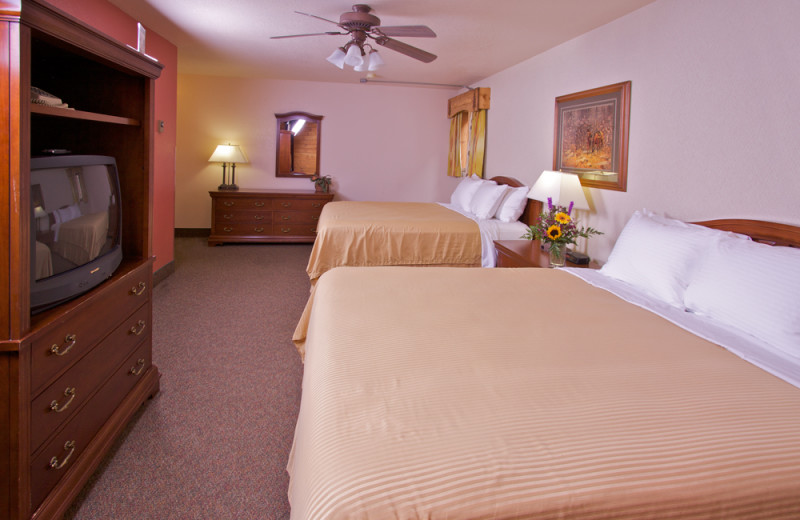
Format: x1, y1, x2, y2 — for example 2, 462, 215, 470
306, 201, 482, 282
289, 216, 800, 519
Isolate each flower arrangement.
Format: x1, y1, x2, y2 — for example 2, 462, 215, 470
310, 175, 332, 193
522, 198, 602, 264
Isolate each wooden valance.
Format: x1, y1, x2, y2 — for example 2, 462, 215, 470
447, 87, 490, 118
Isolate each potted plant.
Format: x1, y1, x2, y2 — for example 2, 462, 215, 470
310, 175, 332, 193
522, 198, 602, 267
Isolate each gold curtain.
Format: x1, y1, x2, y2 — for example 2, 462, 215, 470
466, 109, 487, 178
447, 112, 463, 177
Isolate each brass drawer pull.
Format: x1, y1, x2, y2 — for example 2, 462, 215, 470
282, 216, 290, 220
130, 281, 146, 296
254, 201, 265, 207
281, 227, 291, 233
223, 214, 233, 220
254, 227, 265, 233
254, 215, 264, 221
49, 387, 76, 413
129, 320, 146, 336
49, 440, 76, 470
130, 358, 146, 376
50, 334, 77, 356
312, 202, 321, 208
281, 202, 292, 208
223, 226, 233, 232
223, 201, 234, 207
312, 215, 319, 221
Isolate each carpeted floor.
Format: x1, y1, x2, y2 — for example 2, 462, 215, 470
63, 238, 310, 519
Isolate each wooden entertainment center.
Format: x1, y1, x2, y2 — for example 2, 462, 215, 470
0, 1, 162, 518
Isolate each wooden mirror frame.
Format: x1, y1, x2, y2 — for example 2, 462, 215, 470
275, 111, 323, 177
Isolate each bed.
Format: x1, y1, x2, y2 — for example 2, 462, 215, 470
305, 176, 535, 282
288, 213, 800, 519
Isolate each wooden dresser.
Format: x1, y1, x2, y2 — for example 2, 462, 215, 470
208, 189, 334, 246
0, 2, 162, 518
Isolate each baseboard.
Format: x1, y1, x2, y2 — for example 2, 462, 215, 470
175, 228, 210, 237
153, 260, 174, 286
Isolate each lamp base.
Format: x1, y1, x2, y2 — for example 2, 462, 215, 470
218, 184, 238, 191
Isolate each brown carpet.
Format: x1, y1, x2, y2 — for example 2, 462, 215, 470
63, 238, 310, 519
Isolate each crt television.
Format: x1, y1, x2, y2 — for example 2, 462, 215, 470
30, 155, 123, 314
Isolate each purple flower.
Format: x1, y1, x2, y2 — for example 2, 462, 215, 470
547, 197, 553, 211
568, 201, 574, 215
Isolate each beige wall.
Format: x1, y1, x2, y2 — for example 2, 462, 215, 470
176, 77, 456, 228
482, 0, 800, 261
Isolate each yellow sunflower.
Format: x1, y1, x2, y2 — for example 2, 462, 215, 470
546, 225, 562, 240
555, 212, 571, 224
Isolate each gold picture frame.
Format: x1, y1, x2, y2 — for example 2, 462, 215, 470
553, 81, 631, 191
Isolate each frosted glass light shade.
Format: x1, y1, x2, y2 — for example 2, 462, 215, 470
208, 144, 248, 164
343, 44, 363, 67
367, 50, 384, 71
527, 170, 589, 210
354, 54, 369, 72
326, 48, 346, 69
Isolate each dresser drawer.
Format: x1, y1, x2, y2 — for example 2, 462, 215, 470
213, 223, 273, 236
30, 304, 150, 451
30, 262, 152, 394
215, 210, 272, 224
272, 198, 326, 212
215, 197, 272, 211
29, 339, 153, 510
274, 211, 322, 224
274, 224, 319, 237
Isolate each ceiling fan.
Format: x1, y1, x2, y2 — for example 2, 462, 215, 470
271, 4, 437, 68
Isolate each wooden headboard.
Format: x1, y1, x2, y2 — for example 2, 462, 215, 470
489, 176, 539, 226
695, 219, 800, 248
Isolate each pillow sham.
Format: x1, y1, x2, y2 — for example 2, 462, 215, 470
449, 175, 484, 213
470, 182, 508, 219
684, 237, 800, 358
495, 186, 529, 223
599, 210, 731, 307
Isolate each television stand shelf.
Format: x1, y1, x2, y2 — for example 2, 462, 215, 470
30, 104, 141, 126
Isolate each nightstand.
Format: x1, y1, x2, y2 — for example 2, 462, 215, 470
494, 240, 599, 268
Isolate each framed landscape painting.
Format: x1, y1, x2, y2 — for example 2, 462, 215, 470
553, 81, 631, 191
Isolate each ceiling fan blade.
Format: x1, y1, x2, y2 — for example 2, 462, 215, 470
271, 32, 344, 39
377, 25, 436, 38
376, 37, 437, 63
294, 11, 342, 27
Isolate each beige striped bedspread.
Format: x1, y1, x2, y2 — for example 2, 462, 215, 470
288, 266, 800, 519
305, 201, 481, 282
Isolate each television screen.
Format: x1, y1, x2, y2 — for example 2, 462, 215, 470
30, 155, 123, 313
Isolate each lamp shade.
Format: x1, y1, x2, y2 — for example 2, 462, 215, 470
326, 48, 346, 69
527, 170, 589, 210
343, 44, 363, 67
208, 144, 248, 164
367, 50, 384, 71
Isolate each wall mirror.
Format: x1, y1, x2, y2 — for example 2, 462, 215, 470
275, 111, 322, 177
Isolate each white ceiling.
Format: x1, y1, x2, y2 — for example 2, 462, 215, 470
107, 0, 657, 86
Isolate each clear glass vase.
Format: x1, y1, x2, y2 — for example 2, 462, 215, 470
548, 242, 567, 268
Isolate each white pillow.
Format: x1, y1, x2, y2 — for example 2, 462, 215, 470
449, 175, 483, 212
684, 237, 800, 358
495, 186, 529, 223
599, 210, 732, 307
469, 183, 508, 219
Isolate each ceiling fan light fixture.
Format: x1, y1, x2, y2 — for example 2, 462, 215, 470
343, 43, 364, 67
326, 47, 347, 69
367, 49, 384, 71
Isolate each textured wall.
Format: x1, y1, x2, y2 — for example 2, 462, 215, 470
482, 0, 800, 261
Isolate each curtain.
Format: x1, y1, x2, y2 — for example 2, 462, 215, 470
466, 109, 487, 178
447, 112, 463, 177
